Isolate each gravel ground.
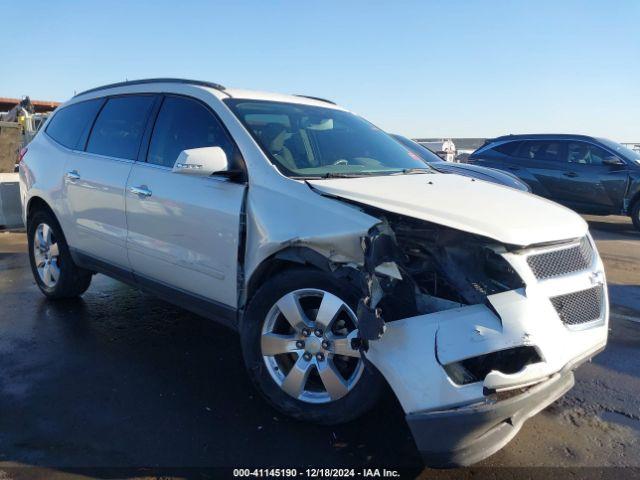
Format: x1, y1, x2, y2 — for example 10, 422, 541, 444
0, 214, 638, 479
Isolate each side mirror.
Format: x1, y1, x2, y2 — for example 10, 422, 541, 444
602, 156, 625, 167
172, 147, 229, 176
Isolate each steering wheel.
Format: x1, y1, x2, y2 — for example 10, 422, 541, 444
332, 159, 349, 166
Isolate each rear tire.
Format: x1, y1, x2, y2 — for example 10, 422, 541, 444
631, 200, 640, 232
240, 268, 383, 425
27, 209, 92, 299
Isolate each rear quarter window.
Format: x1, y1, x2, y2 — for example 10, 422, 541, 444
45, 99, 103, 149
491, 141, 521, 156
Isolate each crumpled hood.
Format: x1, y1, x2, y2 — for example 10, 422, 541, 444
308, 173, 588, 246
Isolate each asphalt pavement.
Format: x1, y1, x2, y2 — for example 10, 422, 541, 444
0, 215, 638, 478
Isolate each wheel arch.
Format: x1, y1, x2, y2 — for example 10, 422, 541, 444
242, 246, 334, 310
25, 195, 62, 230
26, 195, 56, 221
25, 196, 71, 248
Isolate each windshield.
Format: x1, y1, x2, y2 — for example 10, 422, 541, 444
224, 99, 430, 178
598, 138, 640, 163
390, 134, 444, 163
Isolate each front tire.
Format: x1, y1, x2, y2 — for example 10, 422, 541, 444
28, 209, 92, 299
240, 269, 383, 425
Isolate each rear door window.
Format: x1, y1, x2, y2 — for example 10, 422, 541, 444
45, 99, 103, 149
146, 96, 234, 168
86, 95, 155, 160
516, 141, 561, 162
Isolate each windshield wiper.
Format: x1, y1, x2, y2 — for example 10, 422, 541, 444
397, 167, 433, 175
321, 172, 370, 178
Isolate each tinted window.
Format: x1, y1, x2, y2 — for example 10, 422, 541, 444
598, 138, 640, 162
492, 141, 521, 156
516, 141, 561, 161
45, 99, 102, 149
567, 142, 612, 166
86, 95, 155, 160
147, 96, 234, 168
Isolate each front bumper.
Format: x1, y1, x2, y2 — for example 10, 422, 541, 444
365, 297, 606, 467
407, 371, 574, 467
364, 235, 608, 466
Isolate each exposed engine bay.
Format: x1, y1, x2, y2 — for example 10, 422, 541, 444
345, 203, 525, 346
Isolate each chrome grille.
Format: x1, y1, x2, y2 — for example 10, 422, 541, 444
550, 285, 603, 326
527, 237, 594, 280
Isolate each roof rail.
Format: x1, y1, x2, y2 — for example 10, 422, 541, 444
75, 78, 226, 97
294, 94, 336, 105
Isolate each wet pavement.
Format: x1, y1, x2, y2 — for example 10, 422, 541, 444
0, 215, 639, 478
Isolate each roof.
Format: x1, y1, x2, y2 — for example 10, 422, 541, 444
223, 88, 343, 109
489, 133, 599, 142
73, 78, 342, 109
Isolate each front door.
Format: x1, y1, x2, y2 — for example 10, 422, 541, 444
557, 141, 629, 214
125, 95, 245, 308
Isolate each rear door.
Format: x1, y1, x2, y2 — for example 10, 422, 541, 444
125, 95, 245, 308
64, 94, 156, 270
508, 140, 571, 201
468, 140, 535, 181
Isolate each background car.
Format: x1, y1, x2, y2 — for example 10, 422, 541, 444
391, 134, 530, 192
468, 134, 640, 230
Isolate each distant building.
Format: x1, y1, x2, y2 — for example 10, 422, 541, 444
0, 97, 60, 114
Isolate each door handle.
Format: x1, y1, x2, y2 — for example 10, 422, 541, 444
129, 185, 152, 197
563, 172, 578, 178
65, 170, 80, 181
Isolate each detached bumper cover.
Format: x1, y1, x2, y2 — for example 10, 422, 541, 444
406, 371, 574, 467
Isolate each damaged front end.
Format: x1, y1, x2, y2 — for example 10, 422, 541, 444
328, 205, 608, 467
349, 207, 526, 351
243, 179, 608, 467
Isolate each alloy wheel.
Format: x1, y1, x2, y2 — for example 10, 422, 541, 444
33, 223, 61, 288
261, 289, 363, 404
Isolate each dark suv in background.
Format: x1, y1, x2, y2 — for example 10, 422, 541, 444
468, 134, 640, 230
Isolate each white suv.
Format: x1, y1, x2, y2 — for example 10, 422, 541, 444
19, 78, 608, 466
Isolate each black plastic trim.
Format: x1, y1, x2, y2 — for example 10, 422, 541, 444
70, 248, 238, 331
407, 371, 574, 467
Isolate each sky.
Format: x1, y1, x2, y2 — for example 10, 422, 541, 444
1, 0, 638, 141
